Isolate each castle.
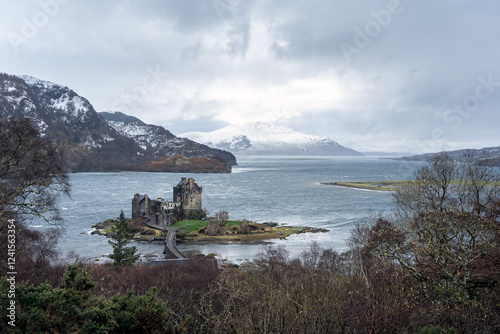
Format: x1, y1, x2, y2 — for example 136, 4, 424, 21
132, 177, 202, 226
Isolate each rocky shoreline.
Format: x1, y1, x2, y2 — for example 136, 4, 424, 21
91, 218, 329, 244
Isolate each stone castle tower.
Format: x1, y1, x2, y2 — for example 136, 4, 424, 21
132, 194, 152, 218
173, 177, 202, 211
132, 178, 202, 226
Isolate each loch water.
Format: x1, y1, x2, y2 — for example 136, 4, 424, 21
42, 156, 425, 264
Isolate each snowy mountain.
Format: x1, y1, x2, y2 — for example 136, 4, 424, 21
0, 73, 236, 172
181, 122, 362, 156
0, 74, 117, 149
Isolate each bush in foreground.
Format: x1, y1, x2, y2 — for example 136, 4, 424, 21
0, 264, 187, 333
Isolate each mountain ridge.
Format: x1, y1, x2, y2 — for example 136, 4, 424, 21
397, 146, 500, 167
0, 73, 236, 172
181, 122, 362, 156
100, 111, 237, 165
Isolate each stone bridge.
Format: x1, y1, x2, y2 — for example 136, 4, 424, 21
145, 218, 187, 259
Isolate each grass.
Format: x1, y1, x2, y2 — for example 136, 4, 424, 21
170, 220, 325, 241
171, 219, 247, 235
170, 220, 206, 234
91, 218, 327, 243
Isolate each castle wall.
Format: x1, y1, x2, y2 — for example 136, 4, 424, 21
155, 212, 172, 227
173, 177, 202, 211
132, 194, 151, 218
155, 201, 181, 227
133, 178, 202, 223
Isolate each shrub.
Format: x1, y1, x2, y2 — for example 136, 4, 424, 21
0, 264, 188, 333
420, 325, 457, 334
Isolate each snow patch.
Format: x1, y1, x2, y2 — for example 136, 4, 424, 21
20, 75, 63, 90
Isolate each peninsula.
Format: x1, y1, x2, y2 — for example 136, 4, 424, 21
321, 180, 413, 191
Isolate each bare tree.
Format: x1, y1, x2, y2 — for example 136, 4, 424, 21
393, 153, 457, 224
366, 152, 500, 300
393, 151, 500, 224
214, 210, 228, 223
455, 151, 500, 219
0, 118, 70, 223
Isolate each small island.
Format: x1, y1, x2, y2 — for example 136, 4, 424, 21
92, 217, 327, 243
91, 177, 328, 258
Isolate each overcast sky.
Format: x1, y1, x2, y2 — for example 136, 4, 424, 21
1, 0, 499, 153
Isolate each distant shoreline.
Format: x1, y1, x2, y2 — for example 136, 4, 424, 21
321, 181, 410, 192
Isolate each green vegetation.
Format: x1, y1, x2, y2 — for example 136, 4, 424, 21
171, 219, 246, 236
170, 218, 327, 242
2, 146, 500, 332
420, 325, 457, 334
108, 211, 140, 266
2, 239, 498, 333
94, 217, 326, 243
0, 264, 187, 333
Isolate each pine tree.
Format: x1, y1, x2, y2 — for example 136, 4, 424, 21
108, 211, 140, 266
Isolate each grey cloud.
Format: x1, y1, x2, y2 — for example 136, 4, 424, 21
226, 22, 251, 58
1, 0, 499, 152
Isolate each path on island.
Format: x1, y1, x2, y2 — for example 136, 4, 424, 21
145, 219, 187, 259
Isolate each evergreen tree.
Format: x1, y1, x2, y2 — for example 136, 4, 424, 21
108, 211, 140, 266
0, 264, 187, 333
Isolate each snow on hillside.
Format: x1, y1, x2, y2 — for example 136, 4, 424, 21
0, 74, 110, 148
1, 73, 238, 170
106, 119, 181, 151
19, 75, 95, 121
100, 111, 178, 152
181, 122, 362, 156
20, 75, 60, 89
99, 111, 239, 165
